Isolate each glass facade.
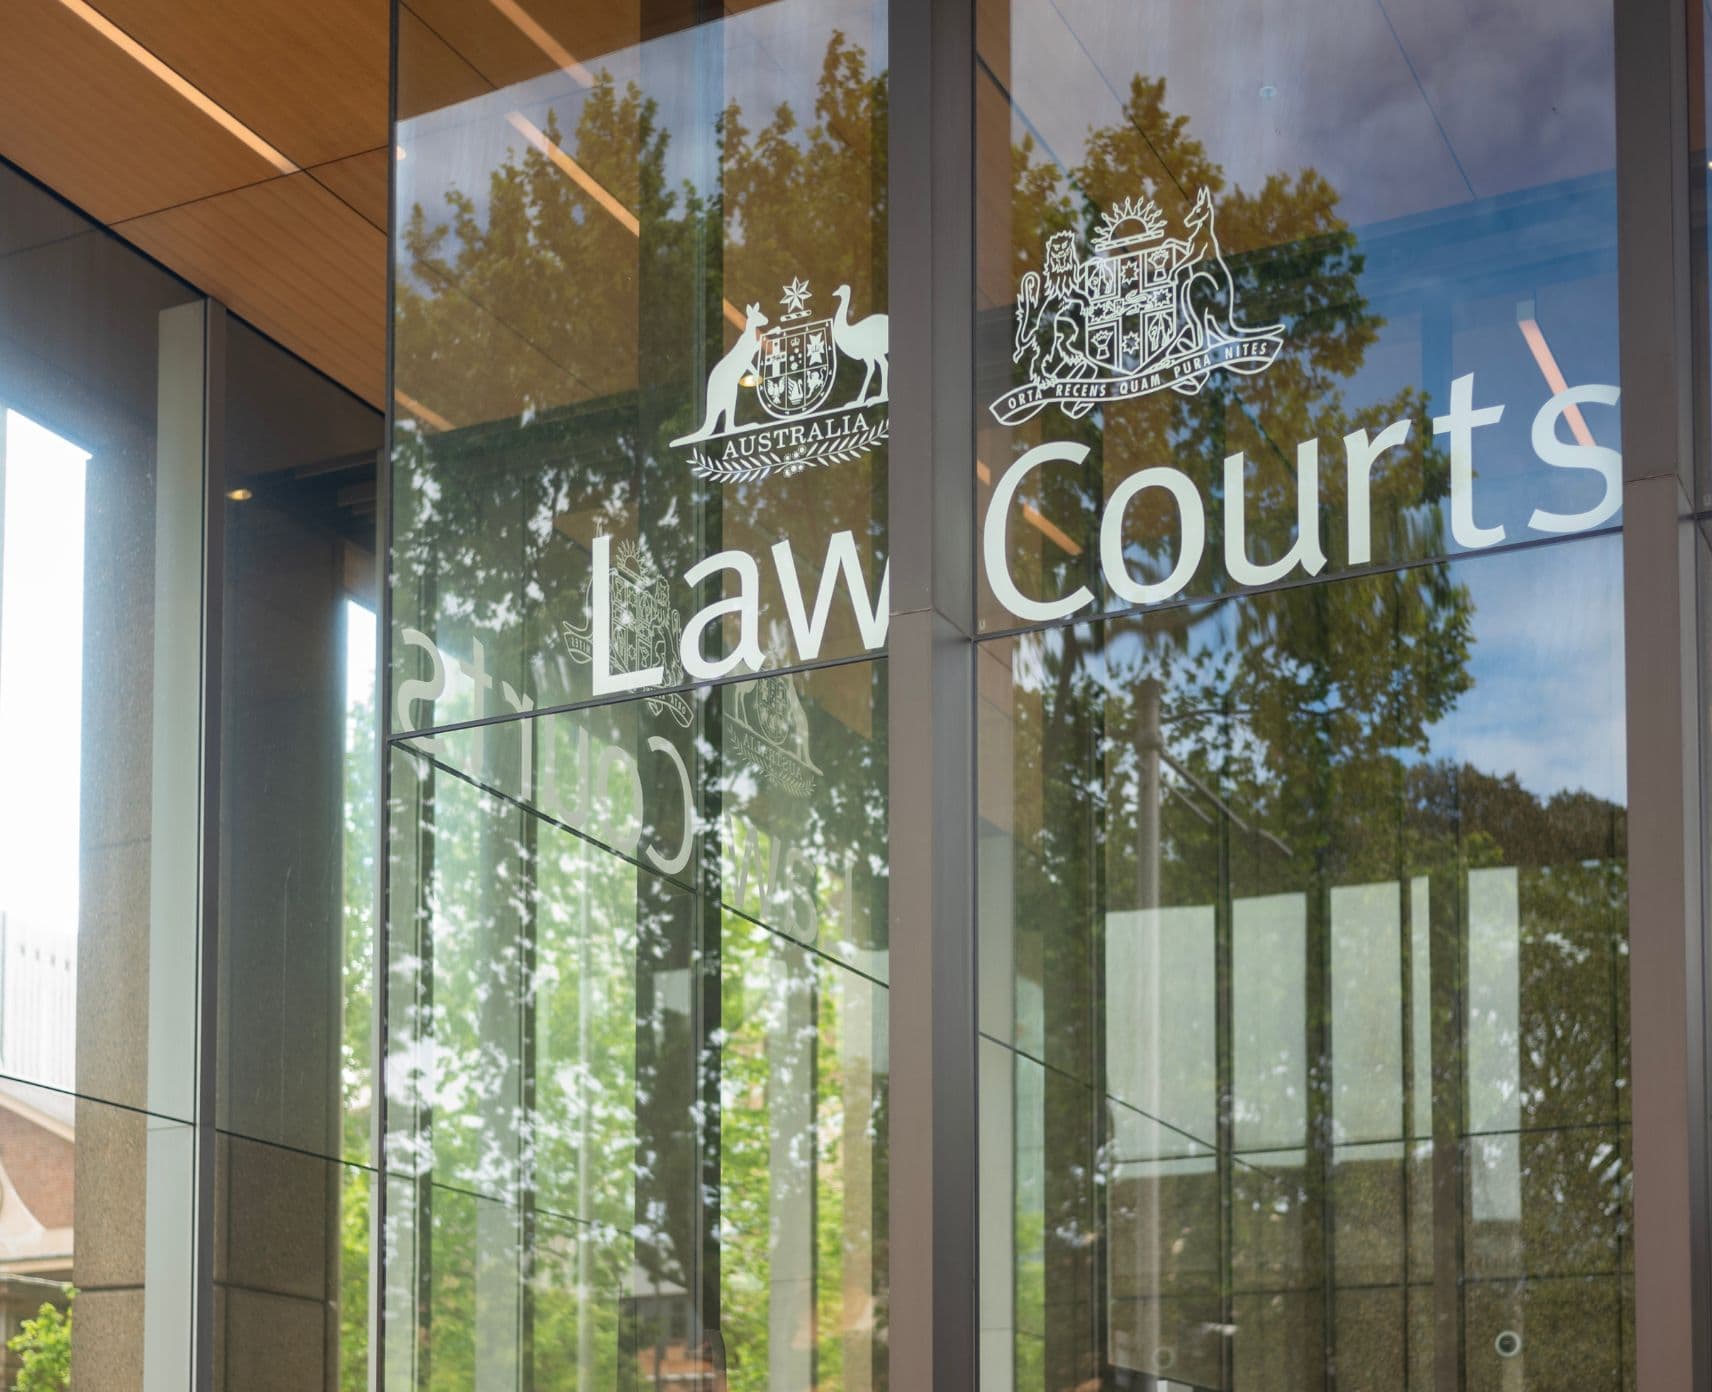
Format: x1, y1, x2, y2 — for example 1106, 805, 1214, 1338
6, 0, 1712, 1387
972, 2, 1629, 1387
388, 4, 889, 1386
977, 545, 1629, 1388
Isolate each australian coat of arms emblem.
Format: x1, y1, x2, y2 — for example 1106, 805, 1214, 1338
672, 277, 889, 483
991, 187, 1284, 425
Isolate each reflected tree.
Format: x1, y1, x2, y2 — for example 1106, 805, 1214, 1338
388, 32, 891, 1392
990, 72, 1626, 1392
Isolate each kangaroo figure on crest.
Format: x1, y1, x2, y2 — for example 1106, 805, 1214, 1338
673, 303, 768, 445
1177, 187, 1282, 358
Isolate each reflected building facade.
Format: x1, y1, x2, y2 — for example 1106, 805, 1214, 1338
2, 0, 1712, 1389
970, 4, 1632, 1386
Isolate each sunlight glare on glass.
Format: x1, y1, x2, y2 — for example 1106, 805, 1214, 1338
0, 410, 90, 942
345, 598, 376, 720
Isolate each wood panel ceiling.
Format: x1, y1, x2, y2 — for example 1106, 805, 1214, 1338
0, 0, 717, 409
0, 0, 390, 406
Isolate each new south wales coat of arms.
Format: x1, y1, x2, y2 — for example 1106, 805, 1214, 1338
671, 277, 889, 483
991, 187, 1284, 425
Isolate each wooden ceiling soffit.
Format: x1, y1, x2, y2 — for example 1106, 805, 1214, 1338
116, 173, 386, 407
398, 6, 493, 123
95, 0, 388, 169
401, 0, 640, 97
309, 147, 390, 234
0, 0, 280, 224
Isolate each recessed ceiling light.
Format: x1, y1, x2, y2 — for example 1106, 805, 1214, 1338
488, 0, 594, 87
53, 0, 296, 174
505, 111, 746, 332
1515, 300, 1596, 448
226, 487, 253, 502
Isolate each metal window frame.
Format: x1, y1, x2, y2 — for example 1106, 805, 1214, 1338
1617, 0, 1712, 1387
192, 296, 228, 1392
886, 0, 981, 1389
369, 4, 401, 1388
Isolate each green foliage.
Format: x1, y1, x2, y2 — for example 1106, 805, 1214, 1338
340, 654, 377, 1391
387, 15, 1504, 1391
9, 1288, 73, 1392
338, 1172, 369, 1392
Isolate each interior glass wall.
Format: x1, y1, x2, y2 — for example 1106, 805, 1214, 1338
387, 3, 890, 1386
215, 316, 382, 1389
973, 2, 1628, 1389
0, 158, 207, 1387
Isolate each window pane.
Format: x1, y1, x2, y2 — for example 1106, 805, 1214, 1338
973, 0, 1625, 1383
977, 536, 1629, 1389
975, 0, 1619, 631
385, 662, 888, 1386
0, 1078, 197, 1387
0, 150, 389, 1392
0, 160, 203, 1121
388, 4, 892, 1384
391, 0, 891, 734
216, 317, 382, 1167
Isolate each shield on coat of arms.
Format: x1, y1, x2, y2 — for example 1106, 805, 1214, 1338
1083, 247, 1153, 373
757, 318, 836, 420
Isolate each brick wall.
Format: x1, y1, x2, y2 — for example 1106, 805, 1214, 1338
0, 1108, 73, 1229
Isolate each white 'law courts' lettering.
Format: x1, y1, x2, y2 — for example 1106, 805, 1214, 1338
985, 376, 1621, 623
401, 373, 1619, 720
390, 370, 1612, 936
397, 372, 1619, 730
598, 372, 1621, 663
590, 528, 889, 693
396, 376, 1620, 718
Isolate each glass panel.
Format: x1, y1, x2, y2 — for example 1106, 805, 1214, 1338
977, 535, 1630, 1389
217, 317, 383, 1167
391, 0, 890, 735
0, 150, 383, 1392
975, 0, 1619, 632
0, 160, 205, 1121
0, 1077, 196, 1388
212, 1133, 373, 1392
384, 661, 888, 1385
389, 4, 892, 1383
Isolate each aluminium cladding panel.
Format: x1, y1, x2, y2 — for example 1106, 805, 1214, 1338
888, 2, 979, 1392
1617, 0, 1710, 1384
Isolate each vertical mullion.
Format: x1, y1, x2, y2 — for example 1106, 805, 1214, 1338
887, 0, 978, 1389
374, 82, 397, 1375
372, 436, 392, 1392
374, 4, 401, 1388
1213, 710, 1234, 1388
1617, 0, 1712, 1386
193, 297, 228, 1392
